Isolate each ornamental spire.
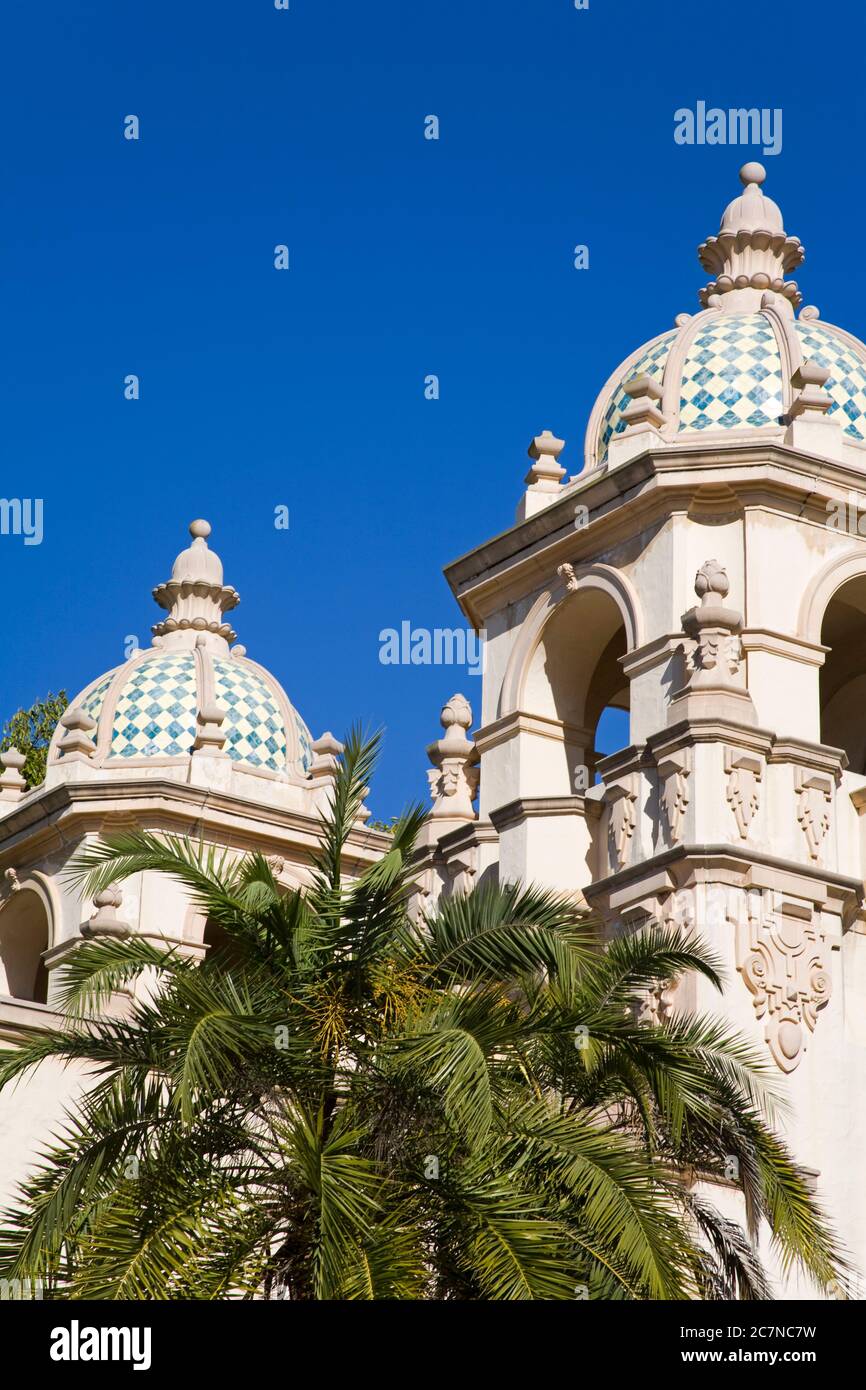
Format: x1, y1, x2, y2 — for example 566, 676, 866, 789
697, 163, 805, 312
151, 519, 240, 651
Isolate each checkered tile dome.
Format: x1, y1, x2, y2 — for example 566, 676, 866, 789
60, 647, 314, 777
590, 310, 866, 468
793, 321, 866, 441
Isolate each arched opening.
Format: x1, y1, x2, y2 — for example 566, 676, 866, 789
202, 918, 245, 969
523, 587, 630, 790
0, 889, 49, 1003
820, 575, 866, 772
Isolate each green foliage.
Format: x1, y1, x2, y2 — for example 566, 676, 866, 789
0, 728, 848, 1300
0, 690, 68, 788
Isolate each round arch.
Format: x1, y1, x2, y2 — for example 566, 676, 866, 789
499, 563, 644, 718
799, 548, 866, 647
799, 549, 866, 768
0, 875, 55, 1003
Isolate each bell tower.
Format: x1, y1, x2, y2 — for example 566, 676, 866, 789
423, 163, 866, 1296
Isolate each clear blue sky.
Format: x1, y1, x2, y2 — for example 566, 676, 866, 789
1, 0, 863, 817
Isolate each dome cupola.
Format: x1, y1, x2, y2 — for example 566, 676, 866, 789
47, 521, 315, 794
584, 164, 866, 472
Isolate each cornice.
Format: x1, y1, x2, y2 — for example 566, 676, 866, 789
488, 795, 600, 834
444, 439, 866, 625
0, 778, 391, 875
584, 841, 864, 923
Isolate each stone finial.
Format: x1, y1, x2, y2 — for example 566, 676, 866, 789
621, 374, 665, 432
517, 431, 566, 522
427, 694, 479, 822
152, 519, 240, 650
309, 731, 344, 780
694, 559, 730, 606
57, 706, 98, 760
784, 358, 846, 461
698, 163, 804, 312
193, 702, 228, 755
0, 749, 27, 802
788, 359, 833, 419
81, 887, 130, 940
525, 431, 566, 489
668, 560, 757, 726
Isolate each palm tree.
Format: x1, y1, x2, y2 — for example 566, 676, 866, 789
0, 731, 847, 1300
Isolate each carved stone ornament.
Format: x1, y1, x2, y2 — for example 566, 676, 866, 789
426, 695, 479, 822
736, 894, 832, 1072
0, 867, 21, 910
0, 748, 27, 801
724, 747, 763, 839
634, 977, 678, 1027
681, 562, 744, 682
794, 767, 834, 862
606, 778, 638, 870
556, 562, 580, 594
81, 887, 131, 941
657, 750, 691, 846
446, 850, 477, 897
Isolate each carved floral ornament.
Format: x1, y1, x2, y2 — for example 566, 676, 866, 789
736, 892, 832, 1072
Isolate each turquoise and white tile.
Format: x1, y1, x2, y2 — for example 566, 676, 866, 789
795, 321, 866, 440
679, 314, 784, 433
597, 330, 678, 467
110, 652, 198, 759
212, 658, 287, 772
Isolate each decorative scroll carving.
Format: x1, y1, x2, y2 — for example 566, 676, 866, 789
794, 768, 834, 861
736, 895, 832, 1072
724, 748, 762, 839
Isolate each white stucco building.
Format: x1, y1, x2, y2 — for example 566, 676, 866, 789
418, 163, 866, 1296
4, 162, 866, 1296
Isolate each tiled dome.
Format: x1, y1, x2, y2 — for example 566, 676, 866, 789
597, 330, 678, 468
793, 321, 866, 441
678, 313, 784, 433
585, 165, 866, 471
50, 521, 314, 780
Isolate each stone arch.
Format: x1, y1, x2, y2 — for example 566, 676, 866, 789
799, 548, 866, 646
498, 564, 642, 790
799, 549, 866, 767
500, 563, 643, 718
0, 877, 54, 1003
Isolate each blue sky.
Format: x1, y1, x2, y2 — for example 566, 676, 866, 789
1, 0, 863, 817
